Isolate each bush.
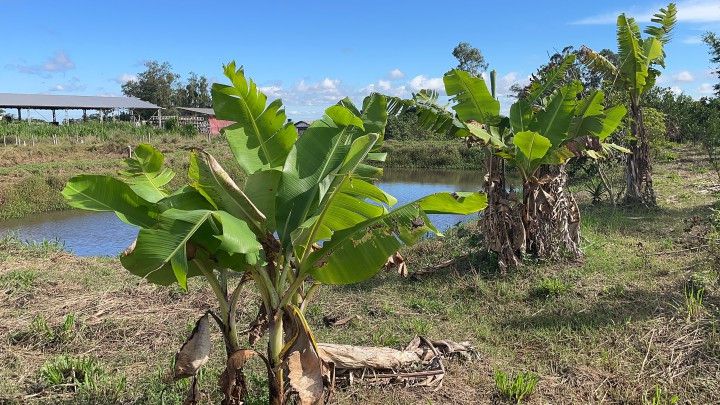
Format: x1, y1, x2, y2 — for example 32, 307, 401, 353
643, 107, 667, 143
163, 117, 179, 131
0, 175, 68, 220
381, 140, 484, 169
180, 123, 199, 138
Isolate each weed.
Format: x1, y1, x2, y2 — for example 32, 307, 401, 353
642, 385, 679, 405
684, 287, 705, 320
532, 278, 570, 299
11, 313, 78, 346
0, 269, 37, 293
40, 355, 102, 391
494, 369, 539, 404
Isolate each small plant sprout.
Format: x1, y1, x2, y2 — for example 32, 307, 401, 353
642, 385, 679, 405
62, 63, 488, 404
494, 369, 539, 404
684, 286, 704, 320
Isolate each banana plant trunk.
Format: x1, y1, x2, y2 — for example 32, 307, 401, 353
624, 99, 657, 206
481, 154, 524, 272
521, 165, 582, 261
267, 312, 285, 405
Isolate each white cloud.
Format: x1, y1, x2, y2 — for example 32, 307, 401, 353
360, 80, 408, 97
114, 73, 137, 84
48, 77, 85, 93
389, 68, 405, 79
673, 70, 695, 82
8, 51, 76, 76
258, 85, 283, 98
698, 82, 715, 95
377, 80, 392, 91
320, 77, 338, 90
670, 86, 683, 95
409, 75, 445, 92
571, 0, 720, 25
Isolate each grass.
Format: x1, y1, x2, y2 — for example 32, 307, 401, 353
0, 144, 718, 403
0, 135, 243, 220
494, 369, 539, 403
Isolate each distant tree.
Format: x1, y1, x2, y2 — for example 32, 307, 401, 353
643, 87, 699, 141
122, 61, 180, 108
385, 110, 438, 141
175, 72, 212, 108
703, 32, 720, 97
452, 42, 489, 77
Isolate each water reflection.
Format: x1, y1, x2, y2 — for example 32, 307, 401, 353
0, 168, 483, 257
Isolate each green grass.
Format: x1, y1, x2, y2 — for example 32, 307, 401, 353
494, 369, 539, 404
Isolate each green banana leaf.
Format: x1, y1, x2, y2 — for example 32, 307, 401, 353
62, 174, 155, 228
211, 62, 298, 174
305, 191, 487, 285
444, 69, 500, 124
120, 144, 175, 203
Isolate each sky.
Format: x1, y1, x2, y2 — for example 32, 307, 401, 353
1, 0, 720, 121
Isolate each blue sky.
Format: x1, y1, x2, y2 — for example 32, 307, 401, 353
1, 0, 719, 120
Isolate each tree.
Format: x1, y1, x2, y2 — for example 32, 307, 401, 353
701, 32, 720, 182
175, 72, 212, 108
443, 58, 626, 269
62, 63, 487, 404
452, 42, 489, 77
121, 61, 180, 108
702, 32, 720, 97
580, 3, 677, 206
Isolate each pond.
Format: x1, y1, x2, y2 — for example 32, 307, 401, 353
0, 168, 482, 257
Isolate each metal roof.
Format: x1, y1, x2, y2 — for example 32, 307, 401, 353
178, 107, 215, 116
0, 93, 160, 109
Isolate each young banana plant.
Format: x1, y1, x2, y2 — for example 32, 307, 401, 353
62, 62, 487, 404
579, 3, 677, 206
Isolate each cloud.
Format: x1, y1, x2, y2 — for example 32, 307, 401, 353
571, 0, 720, 25
698, 82, 715, 95
258, 85, 283, 98
360, 80, 408, 97
670, 86, 683, 95
673, 71, 695, 82
7, 51, 75, 76
389, 68, 405, 79
48, 77, 85, 93
409, 75, 445, 92
114, 73, 137, 84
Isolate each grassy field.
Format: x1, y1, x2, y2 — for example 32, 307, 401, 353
0, 144, 718, 403
0, 137, 481, 221
0, 136, 243, 220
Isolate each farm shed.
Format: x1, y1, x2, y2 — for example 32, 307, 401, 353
0, 93, 161, 125
177, 107, 312, 136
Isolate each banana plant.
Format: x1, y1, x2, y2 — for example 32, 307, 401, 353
445, 59, 626, 264
579, 3, 677, 206
62, 62, 487, 404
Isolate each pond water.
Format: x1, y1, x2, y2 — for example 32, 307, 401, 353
0, 168, 482, 257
